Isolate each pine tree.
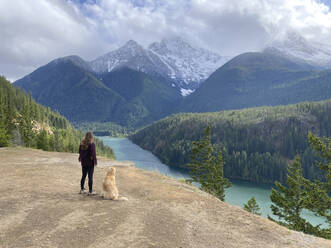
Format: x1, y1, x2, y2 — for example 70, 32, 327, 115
0, 103, 11, 147
0, 76, 114, 157
304, 132, 331, 238
269, 155, 322, 236
187, 126, 231, 201
37, 130, 50, 151
19, 105, 35, 147
244, 197, 261, 215
0, 123, 11, 147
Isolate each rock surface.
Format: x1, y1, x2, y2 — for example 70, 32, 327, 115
1, 147, 330, 248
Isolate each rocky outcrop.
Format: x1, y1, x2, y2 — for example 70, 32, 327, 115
1, 147, 330, 248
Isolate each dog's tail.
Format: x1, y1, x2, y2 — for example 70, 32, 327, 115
118, 196, 128, 201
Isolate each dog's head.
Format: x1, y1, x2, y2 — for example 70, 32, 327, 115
107, 167, 116, 176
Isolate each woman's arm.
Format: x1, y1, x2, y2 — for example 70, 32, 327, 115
78, 145, 81, 162
91, 143, 97, 165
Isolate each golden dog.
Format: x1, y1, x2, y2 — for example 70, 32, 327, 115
102, 167, 127, 201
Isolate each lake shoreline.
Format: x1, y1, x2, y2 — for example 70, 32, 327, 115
99, 136, 329, 227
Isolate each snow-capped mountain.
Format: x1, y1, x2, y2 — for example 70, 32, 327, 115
264, 31, 331, 68
149, 38, 228, 90
90, 40, 170, 78
90, 38, 228, 94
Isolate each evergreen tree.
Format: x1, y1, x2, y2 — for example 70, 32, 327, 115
37, 130, 50, 151
187, 126, 231, 201
304, 132, 331, 238
19, 104, 35, 147
0, 122, 11, 147
269, 155, 322, 236
0, 103, 11, 146
244, 197, 261, 215
0, 76, 115, 159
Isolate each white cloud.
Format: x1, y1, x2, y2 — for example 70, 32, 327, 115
0, 0, 105, 80
1, 0, 331, 80
181, 0, 331, 54
74, 0, 331, 54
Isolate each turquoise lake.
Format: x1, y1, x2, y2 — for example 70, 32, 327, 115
99, 136, 328, 227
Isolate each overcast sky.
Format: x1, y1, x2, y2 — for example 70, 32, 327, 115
1, 0, 331, 81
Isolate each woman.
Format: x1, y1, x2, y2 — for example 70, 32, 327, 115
78, 132, 97, 195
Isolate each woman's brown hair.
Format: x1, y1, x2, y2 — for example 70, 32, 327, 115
81, 132, 94, 150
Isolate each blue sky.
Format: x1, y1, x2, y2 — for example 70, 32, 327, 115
321, 0, 331, 7
1, 0, 331, 80
74, 0, 331, 8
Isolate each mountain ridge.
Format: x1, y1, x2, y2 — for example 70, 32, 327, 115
178, 50, 331, 113
14, 58, 181, 127
264, 31, 331, 69
90, 37, 228, 92
13, 35, 331, 128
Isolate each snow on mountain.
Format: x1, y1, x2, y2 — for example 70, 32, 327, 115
180, 88, 195, 97
265, 31, 331, 68
90, 40, 171, 77
149, 37, 228, 89
90, 38, 229, 93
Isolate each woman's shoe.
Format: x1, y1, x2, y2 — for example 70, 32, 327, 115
88, 191, 97, 196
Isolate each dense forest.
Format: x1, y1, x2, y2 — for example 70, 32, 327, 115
74, 121, 135, 137
130, 100, 331, 183
0, 76, 114, 158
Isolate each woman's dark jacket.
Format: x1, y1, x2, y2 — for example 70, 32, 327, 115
79, 143, 97, 167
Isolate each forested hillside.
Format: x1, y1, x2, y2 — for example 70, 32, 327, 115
74, 121, 134, 137
0, 76, 114, 158
100, 67, 180, 127
131, 100, 331, 183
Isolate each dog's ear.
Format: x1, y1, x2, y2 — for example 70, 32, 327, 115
107, 167, 115, 176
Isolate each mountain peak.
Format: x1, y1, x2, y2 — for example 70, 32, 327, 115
52, 55, 92, 71
149, 37, 195, 55
148, 37, 227, 90
90, 39, 151, 73
265, 30, 331, 68
284, 31, 307, 44
91, 37, 229, 91
54, 55, 85, 64
161, 36, 193, 49
121, 39, 143, 50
